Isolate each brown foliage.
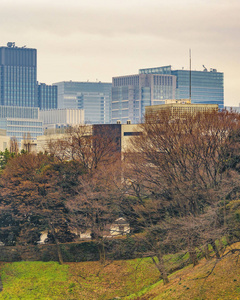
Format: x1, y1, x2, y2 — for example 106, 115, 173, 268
123, 110, 240, 280
128, 110, 240, 215
48, 125, 121, 174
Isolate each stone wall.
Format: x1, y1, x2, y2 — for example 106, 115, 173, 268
0, 238, 148, 262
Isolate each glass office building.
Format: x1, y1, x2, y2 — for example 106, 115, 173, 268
139, 65, 224, 109
38, 83, 58, 110
54, 81, 112, 124
111, 73, 176, 124
0, 43, 38, 107
0, 106, 43, 143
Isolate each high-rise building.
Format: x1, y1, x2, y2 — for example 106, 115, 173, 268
54, 81, 112, 124
0, 42, 37, 107
38, 83, 58, 110
111, 73, 176, 124
139, 65, 224, 109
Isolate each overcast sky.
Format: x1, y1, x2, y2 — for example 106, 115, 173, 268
0, 0, 239, 106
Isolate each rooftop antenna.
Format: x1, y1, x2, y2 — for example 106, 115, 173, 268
189, 49, 191, 102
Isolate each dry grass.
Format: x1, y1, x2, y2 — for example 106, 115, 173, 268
0, 243, 239, 299
66, 257, 160, 299
130, 242, 240, 300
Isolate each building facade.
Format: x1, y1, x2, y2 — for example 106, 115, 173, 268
54, 81, 112, 124
0, 106, 42, 144
39, 108, 84, 133
0, 129, 10, 151
225, 106, 240, 113
145, 101, 219, 119
139, 65, 224, 109
36, 123, 142, 155
0, 42, 38, 107
111, 73, 176, 124
38, 83, 58, 110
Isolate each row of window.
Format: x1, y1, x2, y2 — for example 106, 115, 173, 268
7, 120, 42, 126
7, 126, 43, 132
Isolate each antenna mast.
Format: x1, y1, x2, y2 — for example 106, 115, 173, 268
189, 49, 191, 102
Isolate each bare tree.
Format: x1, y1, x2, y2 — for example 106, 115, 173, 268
10, 137, 19, 154
128, 110, 240, 215
48, 125, 120, 174
22, 133, 33, 153
67, 159, 124, 264
123, 110, 240, 279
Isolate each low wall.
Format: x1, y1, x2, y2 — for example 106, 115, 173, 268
0, 237, 149, 262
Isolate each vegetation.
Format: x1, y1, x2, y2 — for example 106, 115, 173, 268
0, 258, 159, 299
127, 242, 240, 300
0, 243, 239, 299
0, 111, 239, 298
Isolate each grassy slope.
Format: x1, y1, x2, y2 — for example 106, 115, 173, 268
0, 258, 160, 299
0, 244, 239, 299
127, 242, 240, 300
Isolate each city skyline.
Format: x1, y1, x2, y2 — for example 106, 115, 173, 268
0, 0, 239, 106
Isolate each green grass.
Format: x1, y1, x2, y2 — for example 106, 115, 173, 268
0, 259, 160, 300
0, 243, 239, 299
0, 261, 70, 300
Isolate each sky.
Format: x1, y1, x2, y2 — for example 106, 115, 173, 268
0, 0, 239, 106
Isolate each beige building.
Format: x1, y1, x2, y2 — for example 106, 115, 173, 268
36, 123, 142, 155
145, 100, 218, 119
0, 129, 10, 151
109, 217, 130, 236
39, 109, 84, 133
120, 123, 143, 153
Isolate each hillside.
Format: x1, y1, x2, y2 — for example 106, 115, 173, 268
0, 243, 239, 299
127, 242, 240, 300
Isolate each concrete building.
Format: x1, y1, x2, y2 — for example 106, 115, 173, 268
0, 42, 38, 107
139, 65, 224, 109
145, 100, 219, 119
36, 123, 142, 154
112, 73, 176, 124
54, 81, 112, 124
0, 129, 10, 151
39, 109, 84, 132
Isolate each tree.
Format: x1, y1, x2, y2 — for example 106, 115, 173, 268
0, 152, 75, 263
124, 110, 240, 278
67, 159, 124, 264
0, 153, 48, 245
22, 133, 33, 153
0, 149, 15, 173
128, 110, 240, 213
48, 125, 120, 175
9, 137, 19, 154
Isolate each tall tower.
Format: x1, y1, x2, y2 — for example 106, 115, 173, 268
0, 42, 37, 107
